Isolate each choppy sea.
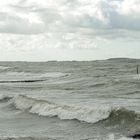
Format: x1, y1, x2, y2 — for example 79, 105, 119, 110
0, 58, 140, 140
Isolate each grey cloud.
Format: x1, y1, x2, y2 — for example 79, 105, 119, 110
0, 0, 140, 42
0, 10, 45, 34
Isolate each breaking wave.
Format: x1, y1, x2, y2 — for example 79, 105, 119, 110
103, 108, 140, 125
9, 95, 140, 124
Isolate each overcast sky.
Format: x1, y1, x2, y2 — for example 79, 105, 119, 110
0, 0, 140, 61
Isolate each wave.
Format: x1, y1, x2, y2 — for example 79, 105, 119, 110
0, 66, 10, 70
0, 72, 69, 84
4, 72, 68, 78
10, 95, 140, 124
0, 134, 138, 140
11, 95, 111, 123
0, 79, 46, 83
103, 108, 140, 125
0, 95, 12, 102
0, 136, 135, 140
0, 136, 56, 140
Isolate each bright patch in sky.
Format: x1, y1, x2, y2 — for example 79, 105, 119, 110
0, 0, 140, 61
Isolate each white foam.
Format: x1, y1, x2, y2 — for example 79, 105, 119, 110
132, 74, 140, 79
0, 66, 9, 70
0, 72, 68, 82
5, 72, 33, 76
0, 95, 5, 100
108, 134, 133, 140
5, 72, 67, 77
41, 72, 68, 78
12, 95, 111, 123
118, 137, 133, 140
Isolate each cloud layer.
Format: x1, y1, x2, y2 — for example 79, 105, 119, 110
0, 0, 140, 34
0, 0, 140, 52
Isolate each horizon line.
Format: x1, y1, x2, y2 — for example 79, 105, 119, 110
0, 57, 139, 63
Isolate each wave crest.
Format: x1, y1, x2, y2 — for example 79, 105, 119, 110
10, 95, 140, 124
104, 108, 140, 125
12, 95, 111, 123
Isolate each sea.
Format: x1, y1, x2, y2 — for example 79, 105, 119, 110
0, 58, 139, 140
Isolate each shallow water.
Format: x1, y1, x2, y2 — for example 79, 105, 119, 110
0, 58, 140, 140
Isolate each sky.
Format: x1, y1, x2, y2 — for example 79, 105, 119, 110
0, 0, 140, 61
